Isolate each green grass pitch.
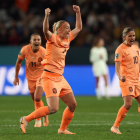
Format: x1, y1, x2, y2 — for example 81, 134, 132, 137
0, 96, 140, 140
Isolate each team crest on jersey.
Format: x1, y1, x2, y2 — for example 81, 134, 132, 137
52, 88, 57, 94
38, 57, 42, 62
129, 87, 133, 92
19, 52, 21, 56
115, 53, 119, 59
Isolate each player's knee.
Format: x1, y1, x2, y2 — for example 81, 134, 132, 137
124, 102, 132, 110
68, 101, 77, 112
49, 106, 59, 114
34, 97, 41, 102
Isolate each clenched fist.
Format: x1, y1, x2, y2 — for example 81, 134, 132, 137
73, 5, 80, 13
45, 8, 51, 17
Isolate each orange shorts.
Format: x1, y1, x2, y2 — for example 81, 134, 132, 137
120, 84, 140, 98
42, 71, 73, 98
27, 78, 43, 93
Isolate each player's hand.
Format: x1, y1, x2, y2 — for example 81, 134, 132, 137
13, 77, 19, 86
73, 5, 80, 13
120, 75, 126, 82
45, 8, 51, 17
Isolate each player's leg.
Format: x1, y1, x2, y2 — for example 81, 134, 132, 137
20, 96, 59, 134
111, 85, 134, 134
34, 78, 49, 127
95, 76, 101, 99
135, 95, 140, 115
20, 74, 61, 134
58, 77, 76, 134
134, 84, 140, 115
34, 86, 44, 127
103, 74, 109, 99
58, 92, 76, 134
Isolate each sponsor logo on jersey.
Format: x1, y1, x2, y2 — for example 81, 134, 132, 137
32, 57, 35, 59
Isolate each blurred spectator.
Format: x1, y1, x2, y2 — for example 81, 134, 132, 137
0, 28, 8, 45
15, 0, 31, 13
0, 0, 140, 60
8, 28, 20, 45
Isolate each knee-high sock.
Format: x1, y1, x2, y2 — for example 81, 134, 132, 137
34, 100, 44, 120
59, 108, 74, 131
25, 106, 49, 122
138, 107, 140, 115
113, 106, 128, 127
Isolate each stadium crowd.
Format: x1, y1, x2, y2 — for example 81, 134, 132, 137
0, 0, 140, 51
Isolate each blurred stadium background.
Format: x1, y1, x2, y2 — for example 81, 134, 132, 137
0, 0, 140, 96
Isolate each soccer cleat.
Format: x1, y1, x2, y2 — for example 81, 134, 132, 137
34, 120, 41, 127
43, 115, 49, 126
20, 116, 28, 134
58, 129, 76, 134
110, 126, 122, 134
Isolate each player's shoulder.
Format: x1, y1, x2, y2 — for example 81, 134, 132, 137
90, 47, 95, 52
21, 44, 31, 51
116, 43, 126, 51
132, 44, 139, 50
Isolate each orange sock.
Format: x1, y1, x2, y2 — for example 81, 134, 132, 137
25, 106, 50, 122
113, 106, 128, 127
59, 108, 74, 131
138, 107, 140, 115
34, 100, 44, 120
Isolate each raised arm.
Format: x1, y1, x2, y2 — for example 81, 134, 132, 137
43, 8, 52, 40
72, 5, 82, 38
115, 61, 126, 82
13, 58, 23, 85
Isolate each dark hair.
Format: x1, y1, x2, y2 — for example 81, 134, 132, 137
122, 27, 135, 41
52, 20, 66, 34
30, 33, 41, 40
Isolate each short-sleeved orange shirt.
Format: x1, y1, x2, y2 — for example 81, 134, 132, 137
41, 31, 74, 75
18, 44, 46, 81
115, 43, 140, 86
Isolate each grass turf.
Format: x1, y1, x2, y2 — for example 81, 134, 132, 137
0, 96, 139, 140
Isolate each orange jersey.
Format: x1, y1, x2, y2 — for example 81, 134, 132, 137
115, 43, 140, 86
42, 31, 74, 75
18, 44, 46, 81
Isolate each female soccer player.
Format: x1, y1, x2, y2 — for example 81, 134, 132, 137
13, 33, 49, 127
20, 5, 82, 134
111, 27, 140, 134
90, 37, 109, 99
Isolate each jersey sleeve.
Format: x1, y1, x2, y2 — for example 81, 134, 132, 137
69, 31, 74, 42
46, 34, 56, 43
115, 47, 122, 62
18, 47, 25, 60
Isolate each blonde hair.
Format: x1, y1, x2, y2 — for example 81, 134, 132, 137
122, 27, 135, 41
52, 20, 66, 34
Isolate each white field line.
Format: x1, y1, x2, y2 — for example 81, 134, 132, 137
0, 121, 140, 127
0, 110, 139, 116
